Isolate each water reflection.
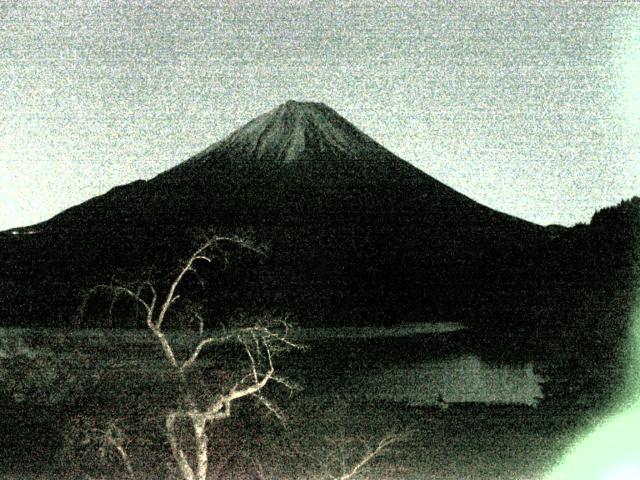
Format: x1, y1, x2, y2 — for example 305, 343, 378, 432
353, 354, 545, 406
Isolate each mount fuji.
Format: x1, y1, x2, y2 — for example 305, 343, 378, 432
2, 101, 551, 328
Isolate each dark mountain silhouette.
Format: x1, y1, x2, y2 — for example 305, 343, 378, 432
1, 102, 637, 386
1, 100, 549, 328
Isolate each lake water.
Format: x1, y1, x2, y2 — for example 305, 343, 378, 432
295, 321, 464, 340
351, 354, 545, 406
295, 323, 546, 407
0, 323, 546, 407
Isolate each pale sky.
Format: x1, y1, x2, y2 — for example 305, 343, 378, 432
1, 0, 639, 230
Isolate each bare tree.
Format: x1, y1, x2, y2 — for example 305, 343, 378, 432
84, 234, 300, 480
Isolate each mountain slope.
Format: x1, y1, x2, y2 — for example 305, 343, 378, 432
2, 101, 548, 327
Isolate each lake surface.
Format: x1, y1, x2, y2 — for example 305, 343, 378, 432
294, 321, 464, 340
291, 323, 546, 407
348, 354, 544, 406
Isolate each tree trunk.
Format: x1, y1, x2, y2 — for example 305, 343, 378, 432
166, 412, 196, 480
193, 415, 209, 480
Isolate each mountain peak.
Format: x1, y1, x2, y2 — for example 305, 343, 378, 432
269, 99, 332, 127
280, 99, 327, 110
188, 100, 388, 166
274, 100, 331, 118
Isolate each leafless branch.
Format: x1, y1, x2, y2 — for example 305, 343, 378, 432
330, 434, 404, 480
242, 336, 259, 383
225, 341, 275, 404
90, 284, 152, 315
181, 334, 235, 371
270, 375, 302, 393
253, 393, 287, 423
84, 420, 136, 480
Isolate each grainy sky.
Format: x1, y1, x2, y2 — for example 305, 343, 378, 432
1, 0, 638, 230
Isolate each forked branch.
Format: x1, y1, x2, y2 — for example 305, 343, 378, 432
330, 434, 405, 480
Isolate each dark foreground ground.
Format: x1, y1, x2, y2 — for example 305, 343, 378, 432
0, 326, 620, 479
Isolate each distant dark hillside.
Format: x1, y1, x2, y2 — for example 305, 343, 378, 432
472, 197, 639, 404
